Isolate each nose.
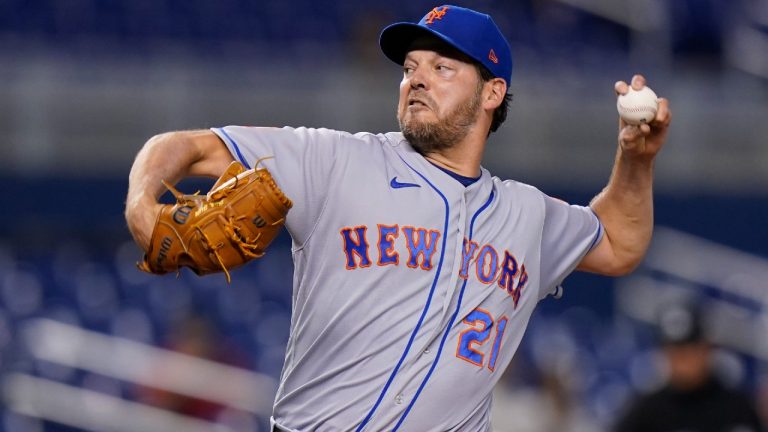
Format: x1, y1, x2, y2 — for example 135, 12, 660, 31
407, 66, 429, 90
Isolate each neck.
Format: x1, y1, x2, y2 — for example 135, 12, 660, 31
423, 130, 486, 178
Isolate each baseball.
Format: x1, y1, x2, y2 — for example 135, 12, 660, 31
616, 86, 659, 125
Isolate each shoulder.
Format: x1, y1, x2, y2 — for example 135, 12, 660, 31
497, 177, 544, 194
623, 388, 673, 417
715, 384, 759, 409
286, 126, 343, 143
331, 132, 411, 163
339, 131, 405, 147
495, 177, 548, 205
285, 129, 402, 148
214, 125, 344, 144
270, 127, 398, 153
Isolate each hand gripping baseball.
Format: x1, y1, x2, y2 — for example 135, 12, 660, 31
137, 159, 292, 282
615, 74, 671, 160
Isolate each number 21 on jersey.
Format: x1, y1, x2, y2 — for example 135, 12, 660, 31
456, 308, 508, 371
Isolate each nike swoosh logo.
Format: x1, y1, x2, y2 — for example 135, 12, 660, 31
390, 177, 421, 189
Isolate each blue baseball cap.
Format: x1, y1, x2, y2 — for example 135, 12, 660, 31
380, 5, 513, 86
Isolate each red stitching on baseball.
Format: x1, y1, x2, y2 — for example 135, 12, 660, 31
617, 104, 657, 113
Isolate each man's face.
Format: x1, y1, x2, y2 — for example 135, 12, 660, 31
397, 44, 484, 155
665, 343, 712, 390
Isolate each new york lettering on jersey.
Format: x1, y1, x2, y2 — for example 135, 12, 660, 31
340, 226, 529, 308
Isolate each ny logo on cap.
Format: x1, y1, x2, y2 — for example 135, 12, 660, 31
425, 6, 448, 24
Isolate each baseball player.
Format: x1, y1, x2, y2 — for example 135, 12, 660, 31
125, 5, 671, 431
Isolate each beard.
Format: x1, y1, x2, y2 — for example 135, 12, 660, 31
398, 85, 483, 155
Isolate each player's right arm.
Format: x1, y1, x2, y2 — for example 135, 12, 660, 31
578, 75, 671, 276
125, 130, 234, 250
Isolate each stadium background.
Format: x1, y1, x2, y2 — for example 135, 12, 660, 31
0, 0, 767, 430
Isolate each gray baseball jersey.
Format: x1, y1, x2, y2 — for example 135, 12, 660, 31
211, 126, 602, 432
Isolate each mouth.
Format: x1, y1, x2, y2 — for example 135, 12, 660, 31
407, 98, 430, 110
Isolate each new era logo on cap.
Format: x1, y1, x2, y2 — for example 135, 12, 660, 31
379, 5, 513, 86
488, 49, 498, 64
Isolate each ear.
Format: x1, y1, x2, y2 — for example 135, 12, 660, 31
482, 78, 507, 110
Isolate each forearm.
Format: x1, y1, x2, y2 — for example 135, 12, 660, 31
125, 130, 232, 249
590, 148, 654, 274
127, 133, 196, 207
578, 75, 670, 276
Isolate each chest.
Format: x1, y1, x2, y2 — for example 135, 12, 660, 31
319, 166, 543, 307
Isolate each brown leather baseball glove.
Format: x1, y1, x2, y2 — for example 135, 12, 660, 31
138, 160, 292, 282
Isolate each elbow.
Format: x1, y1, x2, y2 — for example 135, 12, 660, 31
142, 132, 173, 153
147, 131, 184, 146
602, 255, 644, 277
589, 230, 651, 277
602, 263, 638, 277
143, 131, 205, 162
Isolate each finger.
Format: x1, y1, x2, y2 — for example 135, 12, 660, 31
615, 81, 629, 95
653, 98, 671, 126
631, 74, 646, 90
620, 125, 644, 142
639, 123, 651, 135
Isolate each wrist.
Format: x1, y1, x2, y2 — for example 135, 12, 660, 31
617, 147, 656, 170
125, 195, 162, 250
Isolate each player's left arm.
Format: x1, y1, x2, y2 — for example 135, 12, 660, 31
577, 74, 672, 276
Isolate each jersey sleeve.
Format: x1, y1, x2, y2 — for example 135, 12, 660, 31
211, 125, 340, 247
539, 195, 603, 299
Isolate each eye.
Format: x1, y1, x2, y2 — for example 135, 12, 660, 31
403, 66, 415, 75
436, 64, 452, 72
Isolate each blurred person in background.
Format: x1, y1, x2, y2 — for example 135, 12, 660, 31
135, 312, 244, 420
614, 305, 764, 432
492, 363, 599, 432
758, 376, 768, 429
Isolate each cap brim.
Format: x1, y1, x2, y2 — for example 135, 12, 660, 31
380, 22, 468, 66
